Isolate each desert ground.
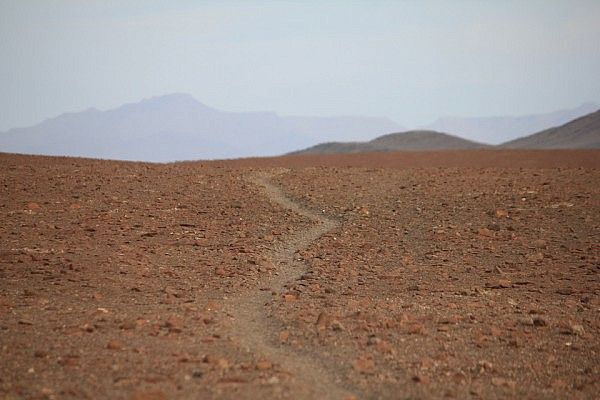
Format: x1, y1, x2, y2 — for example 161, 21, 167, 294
1, 150, 599, 399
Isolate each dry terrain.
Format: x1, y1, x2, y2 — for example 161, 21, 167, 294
1, 150, 599, 399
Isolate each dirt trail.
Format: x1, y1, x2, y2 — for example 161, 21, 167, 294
226, 170, 354, 399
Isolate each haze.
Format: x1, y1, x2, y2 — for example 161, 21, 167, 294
1, 0, 600, 134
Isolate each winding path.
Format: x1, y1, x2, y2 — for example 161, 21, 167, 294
227, 170, 354, 399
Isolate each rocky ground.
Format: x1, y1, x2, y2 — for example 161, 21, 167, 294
1, 150, 599, 399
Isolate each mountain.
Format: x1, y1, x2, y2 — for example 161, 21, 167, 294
500, 109, 600, 149
289, 130, 487, 155
423, 102, 598, 145
0, 93, 404, 162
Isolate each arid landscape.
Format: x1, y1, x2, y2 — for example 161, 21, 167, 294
1, 150, 599, 399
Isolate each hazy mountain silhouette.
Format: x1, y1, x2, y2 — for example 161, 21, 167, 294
500, 109, 600, 149
0, 93, 404, 162
423, 102, 598, 144
289, 130, 487, 155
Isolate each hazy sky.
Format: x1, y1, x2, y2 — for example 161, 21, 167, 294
1, 0, 599, 131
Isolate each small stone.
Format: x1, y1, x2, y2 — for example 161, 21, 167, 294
412, 374, 430, 384
279, 330, 290, 343
331, 320, 344, 331
165, 315, 183, 333
352, 357, 375, 374
517, 317, 534, 326
491, 377, 516, 389
284, 294, 296, 302
487, 223, 501, 231
217, 358, 229, 370
107, 339, 124, 350
34, 350, 48, 358
533, 317, 547, 327
316, 312, 331, 329
495, 209, 508, 218
570, 324, 585, 336
406, 323, 426, 335
256, 360, 273, 370
120, 320, 136, 330
478, 228, 494, 237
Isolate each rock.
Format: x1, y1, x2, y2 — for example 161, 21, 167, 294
120, 320, 137, 330
491, 377, 516, 389
107, 339, 124, 350
283, 294, 296, 302
486, 279, 512, 289
517, 317, 534, 327
570, 324, 585, 336
331, 320, 344, 331
217, 358, 230, 370
533, 317, 547, 327
316, 312, 331, 329
215, 267, 227, 276
406, 323, 426, 335
34, 350, 48, 358
495, 209, 508, 218
256, 360, 273, 370
412, 374, 430, 384
478, 228, 494, 237
352, 357, 375, 374
165, 315, 183, 333
487, 223, 501, 231
279, 330, 290, 343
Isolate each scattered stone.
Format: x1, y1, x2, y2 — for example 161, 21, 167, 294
517, 317, 534, 326
412, 374, 430, 384
491, 377, 516, 389
279, 330, 290, 343
570, 324, 585, 336
34, 350, 48, 358
487, 279, 512, 289
164, 315, 183, 333
316, 312, 331, 329
119, 320, 136, 330
107, 339, 124, 350
478, 228, 494, 237
284, 294, 296, 302
495, 209, 508, 218
352, 357, 375, 374
331, 320, 344, 331
256, 360, 273, 371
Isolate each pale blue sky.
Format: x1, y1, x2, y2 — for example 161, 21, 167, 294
1, 0, 599, 131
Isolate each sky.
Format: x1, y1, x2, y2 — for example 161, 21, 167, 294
1, 0, 599, 131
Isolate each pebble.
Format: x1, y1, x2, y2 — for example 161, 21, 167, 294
352, 357, 375, 374
107, 339, 124, 350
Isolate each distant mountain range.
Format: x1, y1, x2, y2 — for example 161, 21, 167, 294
423, 102, 598, 145
0, 93, 403, 162
291, 109, 600, 155
501, 109, 600, 149
289, 130, 486, 155
1, 94, 598, 161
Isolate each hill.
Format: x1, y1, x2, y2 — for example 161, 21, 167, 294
423, 102, 598, 144
500, 109, 600, 149
289, 130, 487, 155
0, 93, 403, 162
